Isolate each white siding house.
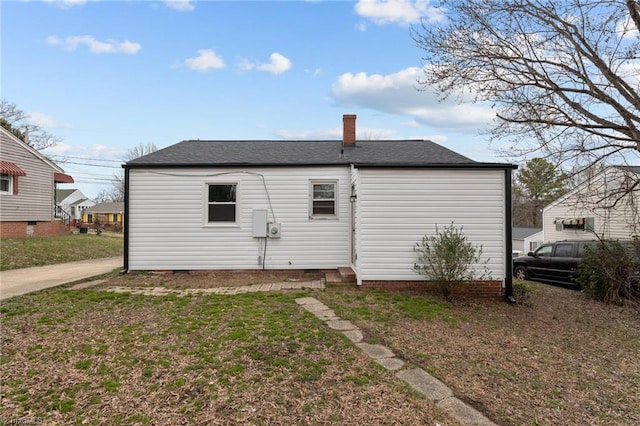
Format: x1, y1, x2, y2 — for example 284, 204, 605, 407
355, 168, 507, 282
128, 167, 351, 271
56, 188, 95, 221
124, 115, 516, 297
543, 166, 640, 242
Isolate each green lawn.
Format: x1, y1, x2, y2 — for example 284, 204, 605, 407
0, 234, 123, 271
0, 290, 447, 425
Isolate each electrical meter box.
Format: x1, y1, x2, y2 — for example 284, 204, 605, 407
268, 222, 281, 238
252, 209, 268, 237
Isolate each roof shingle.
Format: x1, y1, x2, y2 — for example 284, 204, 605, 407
126, 140, 515, 168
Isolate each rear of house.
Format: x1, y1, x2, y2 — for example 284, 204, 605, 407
124, 115, 516, 298
543, 166, 640, 242
0, 126, 74, 237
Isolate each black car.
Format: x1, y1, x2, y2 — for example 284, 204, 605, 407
512, 240, 596, 286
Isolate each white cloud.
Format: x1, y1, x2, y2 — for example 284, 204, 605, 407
273, 126, 397, 140
256, 53, 292, 74
43, 0, 87, 8
355, 21, 368, 32
331, 67, 494, 131
165, 0, 195, 12
354, 0, 444, 26
26, 112, 72, 129
238, 53, 292, 75
183, 49, 226, 71
46, 35, 141, 54
617, 15, 639, 40
43, 143, 127, 160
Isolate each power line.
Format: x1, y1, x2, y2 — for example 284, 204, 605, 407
48, 155, 123, 163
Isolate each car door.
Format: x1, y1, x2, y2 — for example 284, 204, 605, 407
550, 242, 578, 283
528, 244, 554, 279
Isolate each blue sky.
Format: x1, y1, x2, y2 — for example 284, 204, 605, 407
3, 0, 501, 198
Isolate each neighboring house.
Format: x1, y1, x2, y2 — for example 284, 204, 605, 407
82, 202, 124, 228
123, 115, 517, 298
55, 188, 95, 222
543, 166, 640, 242
0, 126, 74, 238
512, 227, 543, 254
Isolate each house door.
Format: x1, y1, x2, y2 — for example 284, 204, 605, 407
350, 184, 356, 265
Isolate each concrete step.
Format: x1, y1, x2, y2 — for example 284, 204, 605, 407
338, 267, 356, 282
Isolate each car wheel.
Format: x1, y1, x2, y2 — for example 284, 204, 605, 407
514, 266, 528, 281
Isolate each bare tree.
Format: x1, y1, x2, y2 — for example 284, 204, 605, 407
414, 1, 640, 175
105, 142, 158, 202
0, 99, 61, 150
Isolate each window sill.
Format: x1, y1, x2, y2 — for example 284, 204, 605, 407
203, 222, 240, 228
309, 215, 338, 220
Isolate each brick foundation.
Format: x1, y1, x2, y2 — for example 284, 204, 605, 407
0, 220, 72, 238
359, 280, 505, 299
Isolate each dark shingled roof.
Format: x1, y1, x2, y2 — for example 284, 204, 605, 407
512, 227, 542, 240
126, 140, 516, 169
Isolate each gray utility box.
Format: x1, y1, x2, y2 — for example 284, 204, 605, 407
252, 209, 268, 238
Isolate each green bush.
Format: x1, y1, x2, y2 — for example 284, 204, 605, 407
512, 280, 534, 306
576, 239, 640, 305
413, 223, 491, 298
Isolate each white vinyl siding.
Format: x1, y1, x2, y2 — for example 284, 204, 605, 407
543, 169, 639, 242
128, 167, 351, 270
355, 168, 506, 282
0, 129, 56, 222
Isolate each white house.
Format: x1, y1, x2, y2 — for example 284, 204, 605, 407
542, 166, 640, 242
123, 115, 517, 298
512, 227, 543, 255
55, 188, 95, 221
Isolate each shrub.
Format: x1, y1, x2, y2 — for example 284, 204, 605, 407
576, 239, 640, 305
413, 223, 491, 298
92, 215, 104, 236
111, 223, 123, 233
512, 280, 534, 306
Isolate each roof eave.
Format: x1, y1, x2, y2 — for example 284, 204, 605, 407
124, 162, 518, 169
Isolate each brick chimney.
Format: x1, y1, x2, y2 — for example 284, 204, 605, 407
342, 114, 356, 146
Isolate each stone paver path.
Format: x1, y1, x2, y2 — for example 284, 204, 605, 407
296, 297, 497, 426
99, 279, 325, 296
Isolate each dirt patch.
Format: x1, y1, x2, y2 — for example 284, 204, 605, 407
92, 269, 325, 290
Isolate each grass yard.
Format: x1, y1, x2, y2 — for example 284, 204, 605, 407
0, 234, 123, 271
319, 283, 640, 426
2, 275, 639, 425
0, 289, 453, 425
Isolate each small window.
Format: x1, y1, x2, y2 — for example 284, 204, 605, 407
310, 181, 337, 217
112, 214, 118, 222
535, 245, 552, 257
207, 184, 237, 223
0, 174, 12, 194
554, 243, 574, 257
87, 213, 93, 223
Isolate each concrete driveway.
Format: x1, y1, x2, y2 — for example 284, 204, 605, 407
0, 256, 122, 301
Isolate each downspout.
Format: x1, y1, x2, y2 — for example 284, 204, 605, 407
121, 165, 129, 274
505, 168, 516, 303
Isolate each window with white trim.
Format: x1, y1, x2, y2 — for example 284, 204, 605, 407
310, 181, 337, 218
0, 174, 12, 194
207, 184, 237, 223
